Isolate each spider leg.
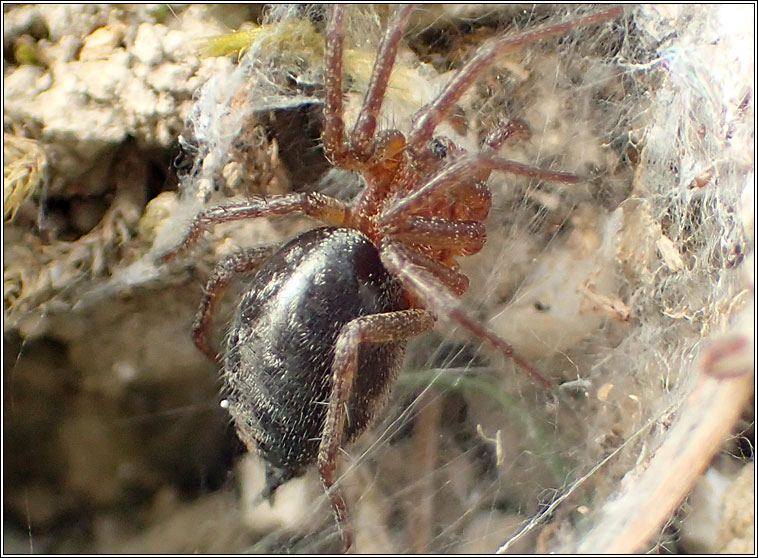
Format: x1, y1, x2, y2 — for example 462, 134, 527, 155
390, 119, 527, 216
323, 5, 349, 166
348, 5, 414, 162
192, 246, 277, 364
161, 192, 348, 261
380, 153, 581, 227
381, 242, 553, 388
482, 118, 531, 153
414, 120, 530, 222
406, 6, 624, 154
385, 217, 486, 257
385, 241, 470, 296
324, 6, 413, 172
318, 308, 435, 552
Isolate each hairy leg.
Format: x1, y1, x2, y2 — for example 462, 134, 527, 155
161, 193, 347, 261
348, 5, 414, 162
318, 308, 435, 552
380, 152, 582, 226
406, 6, 624, 154
323, 5, 349, 166
385, 217, 486, 257
192, 246, 277, 363
381, 242, 553, 388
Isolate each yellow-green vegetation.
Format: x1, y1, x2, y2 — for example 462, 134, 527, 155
13, 35, 45, 66
200, 19, 324, 63
201, 17, 423, 106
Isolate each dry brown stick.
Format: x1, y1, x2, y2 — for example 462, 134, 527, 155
572, 368, 754, 553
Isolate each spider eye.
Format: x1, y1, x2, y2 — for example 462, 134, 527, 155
429, 138, 449, 159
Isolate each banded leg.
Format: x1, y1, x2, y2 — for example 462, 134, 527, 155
318, 309, 436, 552
192, 246, 277, 363
161, 192, 348, 261
381, 242, 553, 388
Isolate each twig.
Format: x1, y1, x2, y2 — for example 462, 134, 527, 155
572, 370, 754, 553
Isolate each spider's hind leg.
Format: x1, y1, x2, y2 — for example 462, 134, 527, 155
192, 246, 277, 364
318, 308, 435, 552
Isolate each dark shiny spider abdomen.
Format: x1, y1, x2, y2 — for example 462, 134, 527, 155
223, 227, 409, 495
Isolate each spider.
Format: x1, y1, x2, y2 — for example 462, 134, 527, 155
162, 5, 624, 552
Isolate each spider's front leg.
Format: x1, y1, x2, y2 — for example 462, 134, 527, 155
160, 192, 348, 262
322, 5, 349, 166
323, 5, 413, 170
318, 308, 435, 552
380, 153, 582, 226
385, 217, 486, 258
406, 6, 625, 154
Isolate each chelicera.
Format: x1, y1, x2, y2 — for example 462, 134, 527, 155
162, 5, 624, 552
